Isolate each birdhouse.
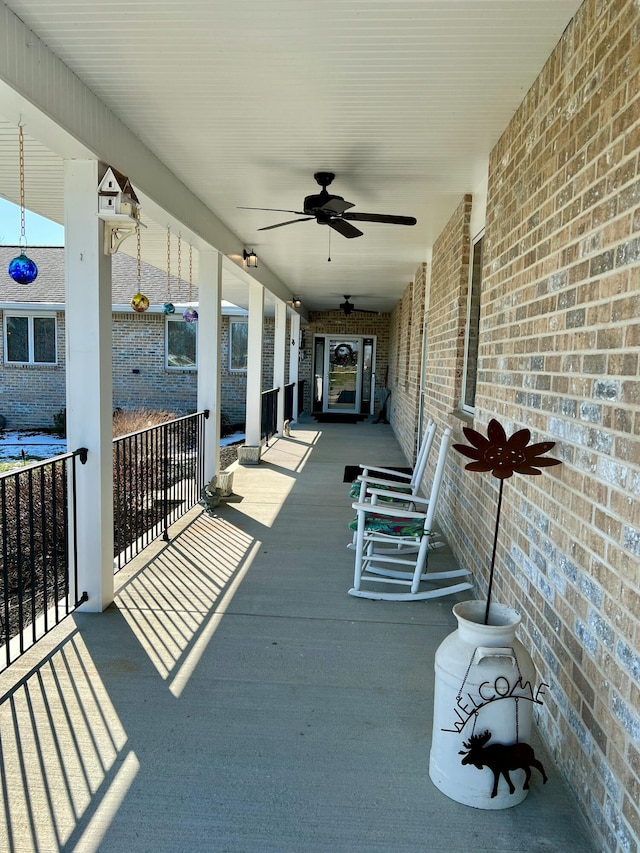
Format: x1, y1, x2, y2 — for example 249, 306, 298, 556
97, 166, 145, 254
97, 167, 140, 216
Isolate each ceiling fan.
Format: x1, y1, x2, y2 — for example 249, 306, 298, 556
239, 172, 417, 239
339, 296, 379, 316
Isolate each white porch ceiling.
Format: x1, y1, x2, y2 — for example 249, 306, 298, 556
0, 0, 582, 313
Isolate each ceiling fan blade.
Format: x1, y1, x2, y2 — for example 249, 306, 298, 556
328, 218, 363, 239
319, 198, 355, 215
344, 212, 417, 226
238, 206, 307, 215
353, 308, 379, 314
258, 217, 315, 231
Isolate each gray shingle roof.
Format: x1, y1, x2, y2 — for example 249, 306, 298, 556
0, 246, 196, 306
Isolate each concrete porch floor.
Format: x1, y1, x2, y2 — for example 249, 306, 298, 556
0, 417, 596, 853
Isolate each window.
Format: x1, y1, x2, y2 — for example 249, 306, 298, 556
229, 320, 248, 371
4, 313, 57, 364
462, 233, 484, 413
166, 315, 197, 369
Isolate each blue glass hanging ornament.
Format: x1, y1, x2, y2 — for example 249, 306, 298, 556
130, 227, 149, 313
9, 251, 38, 284
8, 126, 38, 284
163, 301, 175, 315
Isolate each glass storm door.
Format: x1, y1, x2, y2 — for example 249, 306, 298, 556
324, 338, 361, 412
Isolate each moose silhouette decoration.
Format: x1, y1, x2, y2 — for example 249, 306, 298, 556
459, 730, 548, 799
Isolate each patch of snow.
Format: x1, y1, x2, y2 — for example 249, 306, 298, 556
0, 431, 67, 460
220, 431, 245, 447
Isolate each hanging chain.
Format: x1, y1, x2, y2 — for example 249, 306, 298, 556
136, 226, 141, 286
166, 226, 172, 299
456, 648, 479, 702
189, 243, 193, 303
177, 232, 182, 288
18, 125, 26, 247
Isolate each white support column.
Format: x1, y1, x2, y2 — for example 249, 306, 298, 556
197, 250, 222, 482
273, 299, 287, 434
64, 160, 114, 612
244, 280, 264, 448
289, 312, 301, 422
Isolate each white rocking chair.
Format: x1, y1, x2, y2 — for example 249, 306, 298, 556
348, 428, 473, 601
349, 419, 437, 504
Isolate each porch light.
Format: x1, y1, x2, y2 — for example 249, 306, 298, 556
243, 249, 258, 268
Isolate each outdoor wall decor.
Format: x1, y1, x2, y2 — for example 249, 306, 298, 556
429, 419, 561, 809
8, 124, 38, 285
163, 225, 175, 314
183, 240, 198, 324
454, 419, 562, 624
129, 227, 149, 313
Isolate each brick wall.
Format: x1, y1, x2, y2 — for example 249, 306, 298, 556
388, 2, 640, 850
112, 312, 197, 413
0, 310, 278, 431
388, 270, 427, 462
0, 310, 66, 429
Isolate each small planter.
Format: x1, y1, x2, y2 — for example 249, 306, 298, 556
429, 601, 547, 809
216, 471, 234, 497
237, 444, 261, 466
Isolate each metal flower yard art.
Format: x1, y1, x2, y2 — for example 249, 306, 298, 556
454, 418, 562, 624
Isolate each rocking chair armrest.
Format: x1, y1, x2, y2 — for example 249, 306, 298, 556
365, 487, 429, 504
357, 474, 414, 490
358, 464, 412, 481
351, 500, 428, 521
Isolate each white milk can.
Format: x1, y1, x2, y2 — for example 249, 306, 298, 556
429, 600, 547, 809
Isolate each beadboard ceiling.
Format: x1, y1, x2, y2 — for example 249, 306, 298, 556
0, 0, 582, 313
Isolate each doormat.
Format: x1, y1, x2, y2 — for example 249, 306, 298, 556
312, 413, 367, 424
343, 465, 413, 483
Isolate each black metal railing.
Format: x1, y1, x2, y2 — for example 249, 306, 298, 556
261, 387, 279, 445
284, 382, 295, 423
0, 449, 88, 669
113, 410, 208, 571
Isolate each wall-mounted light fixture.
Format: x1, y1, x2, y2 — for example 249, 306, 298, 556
287, 296, 302, 308
243, 249, 258, 268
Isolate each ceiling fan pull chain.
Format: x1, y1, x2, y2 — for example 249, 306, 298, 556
328, 228, 331, 262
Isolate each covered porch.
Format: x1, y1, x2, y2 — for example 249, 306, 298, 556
0, 419, 594, 852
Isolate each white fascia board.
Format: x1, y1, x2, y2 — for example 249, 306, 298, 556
0, 302, 65, 311
0, 3, 295, 307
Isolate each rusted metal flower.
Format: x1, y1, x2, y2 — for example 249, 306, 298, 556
454, 419, 561, 479
454, 418, 562, 624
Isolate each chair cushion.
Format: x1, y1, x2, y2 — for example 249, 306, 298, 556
348, 512, 425, 537
348, 479, 413, 500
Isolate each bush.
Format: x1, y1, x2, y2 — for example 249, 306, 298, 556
52, 408, 66, 437
220, 410, 233, 437
112, 407, 176, 438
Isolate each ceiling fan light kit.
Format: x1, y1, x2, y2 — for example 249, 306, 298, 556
239, 172, 416, 240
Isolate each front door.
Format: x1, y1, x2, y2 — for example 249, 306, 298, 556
325, 338, 360, 412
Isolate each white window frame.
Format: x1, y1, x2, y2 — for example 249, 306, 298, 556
461, 230, 484, 414
3, 310, 58, 365
229, 319, 248, 372
165, 314, 197, 370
